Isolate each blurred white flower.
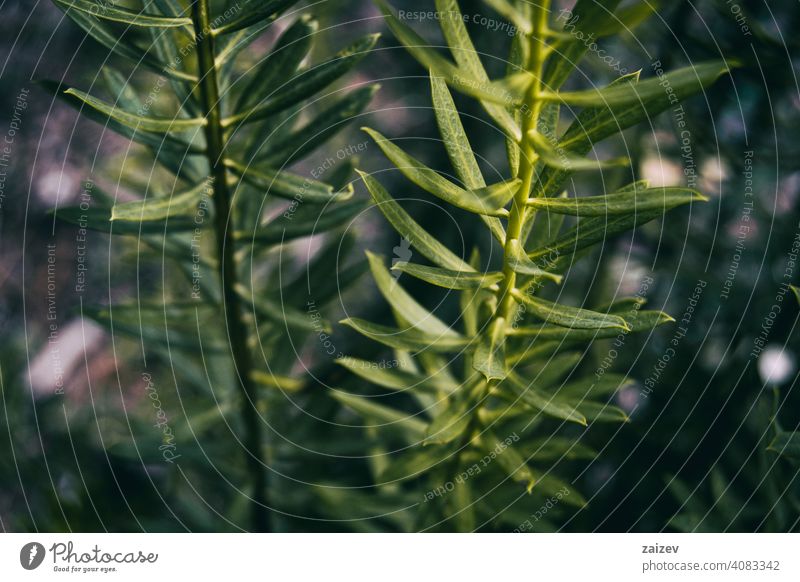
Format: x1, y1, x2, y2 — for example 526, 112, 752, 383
640, 156, 683, 187
758, 345, 796, 385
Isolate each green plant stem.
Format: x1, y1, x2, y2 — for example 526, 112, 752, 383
497, 0, 549, 324
191, 0, 270, 532
432, 6, 552, 528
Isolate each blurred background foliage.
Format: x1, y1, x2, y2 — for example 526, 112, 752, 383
0, 0, 798, 531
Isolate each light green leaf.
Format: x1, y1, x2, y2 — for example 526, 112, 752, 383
434, 0, 522, 140
543, 61, 733, 108
226, 159, 353, 203
357, 170, 472, 272
430, 74, 505, 243
526, 186, 706, 216
340, 318, 470, 353
364, 128, 519, 216
53, 0, 192, 27
376, 0, 529, 107
56, 9, 195, 81
52, 205, 199, 235
507, 309, 673, 342
483, 0, 532, 34
506, 239, 563, 283
64, 87, 206, 133
528, 130, 630, 171
392, 262, 503, 290
366, 252, 459, 337
473, 317, 507, 381
111, 179, 213, 222
510, 290, 630, 331
505, 374, 587, 426
485, 430, 536, 492
566, 400, 629, 423
250, 371, 304, 392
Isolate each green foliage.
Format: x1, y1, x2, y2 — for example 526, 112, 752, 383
334, 0, 728, 531
46, 0, 377, 531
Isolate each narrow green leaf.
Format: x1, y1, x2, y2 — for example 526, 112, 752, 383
111, 179, 213, 222
532, 475, 587, 508
506, 239, 563, 283
508, 309, 673, 341
235, 15, 317, 110
357, 170, 472, 272
52, 205, 199, 235
331, 391, 427, 440
250, 371, 304, 392
528, 130, 629, 171
212, 0, 299, 35
790, 285, 800, 304
64, 87, 206, 133
227, 159, 353, 203
364, 127, 519, 216
257, 85, 378, 167
224, 34, 380, 126
558, 375, 636, 399
505, 374, 587, 426
510, 290, 630, 331
483, 0, 532, 34
566, 400, 629, 423
485, 430, 536, 492
336, 357, 458, 394
379, 446, 456, 482
234, 200, 365, 246
526, 186, 706, 216
56, 9, 195, 81
593, 1, 659, 36
768, 432, 800, 461
40, 81, 202, 153
424, 400, 471, 445
473, 317, 507, 381
376, 0, 529, 107
392, 262, 503, 290
53, 0, 192, 27
527, 207, 687, 266
434, 0, 522, 140
521, 437, 596, 462
430, 74, 505, 243
340, 318, 470, 353
366, 252, 459, 337
543, 61, 733, 108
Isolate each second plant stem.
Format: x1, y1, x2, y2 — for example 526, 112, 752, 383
192, 0, 270, 532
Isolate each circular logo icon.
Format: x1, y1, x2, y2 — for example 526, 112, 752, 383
20, 542, 46, 570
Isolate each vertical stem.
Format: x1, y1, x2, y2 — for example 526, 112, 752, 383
497, 0, 550, 323
431, 4, 552, 530
191, 0, 270, 532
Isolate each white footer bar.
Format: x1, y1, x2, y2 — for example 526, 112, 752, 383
1, 533, 796, 580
